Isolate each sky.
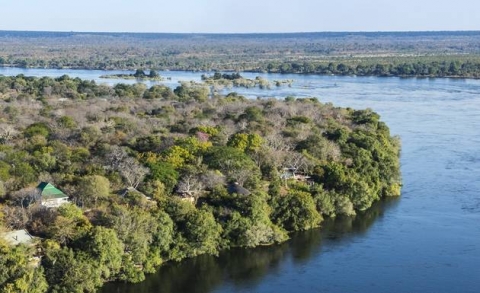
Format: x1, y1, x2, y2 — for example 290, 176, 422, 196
1, 0, 479, 33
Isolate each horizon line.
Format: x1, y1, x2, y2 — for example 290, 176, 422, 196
1, 29, 480, 35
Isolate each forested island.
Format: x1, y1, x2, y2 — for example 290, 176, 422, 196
0, 74, 401, 292
1, 30, 480, 78
99, 69, 164, 81
201, 72, 293, 89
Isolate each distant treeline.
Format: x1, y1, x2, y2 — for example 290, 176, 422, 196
3, 57, 480, 79
1, 30, 480, 78
258, 59, 480, 78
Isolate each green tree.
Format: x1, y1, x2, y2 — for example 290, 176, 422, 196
57, 116, 77, 129
173, 84, 209, 102
42, 247, 102, 293
204, 146, 260, 186
133, 69, 146, 78
47, 204, 91, 245
24, 123, 50, 138
106, 205, 168, 281
78, 175, 111, 207
271, 190, 322, 231
227, 133, 263, 153
225, 193, 288, 247
312, 186, 337, 217
143, 85, 175, 99
239, 106, 264, 122
149, 70, 159, 78
0, 242, 48, 293
147, 161, 179, 192
74, 226, 124, 281
183, 208, 222, 256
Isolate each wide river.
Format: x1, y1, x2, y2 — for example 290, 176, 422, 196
2, 68, 480, 293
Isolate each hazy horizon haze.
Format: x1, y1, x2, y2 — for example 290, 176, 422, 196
1, 0, 478, 33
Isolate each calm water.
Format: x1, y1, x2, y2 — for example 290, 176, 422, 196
2, 68, 479, 293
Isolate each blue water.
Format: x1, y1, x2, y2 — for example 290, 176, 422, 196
1, 68, 479, 293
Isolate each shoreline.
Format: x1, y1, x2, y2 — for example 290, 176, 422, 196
1, 65, 479, 80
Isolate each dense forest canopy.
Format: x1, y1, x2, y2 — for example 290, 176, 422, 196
0, 74, 401, 292
1, 30, 480, 77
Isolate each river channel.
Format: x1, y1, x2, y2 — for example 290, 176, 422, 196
2, 68, 479, 293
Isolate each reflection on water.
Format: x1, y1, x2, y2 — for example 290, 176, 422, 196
101, 198, 400, 293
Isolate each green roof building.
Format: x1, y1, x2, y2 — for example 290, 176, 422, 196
37, 182, 69, 208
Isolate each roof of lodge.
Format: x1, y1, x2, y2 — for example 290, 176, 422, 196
227, 182, 251, 195
0, 229, 35, 246
37, 182, 67, 199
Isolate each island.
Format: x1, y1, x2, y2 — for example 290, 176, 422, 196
201, 72, 293, 89
0, 75, 401, 292
100, 69, 164, 81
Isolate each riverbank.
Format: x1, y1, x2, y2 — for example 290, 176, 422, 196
0, 73, 400, 292
97, 68, 480, 293
2, 63, 480, 80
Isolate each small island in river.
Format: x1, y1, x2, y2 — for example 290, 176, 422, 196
0, 74, 401, 292
201, 72, 294, 89
100, 69, 164, 81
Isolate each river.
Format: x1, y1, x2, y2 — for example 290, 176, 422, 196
2, 68, 479, 293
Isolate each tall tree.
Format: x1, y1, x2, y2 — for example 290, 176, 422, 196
78, 175, 110, 207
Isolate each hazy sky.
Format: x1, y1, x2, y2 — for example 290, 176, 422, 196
1, 0, 478, 33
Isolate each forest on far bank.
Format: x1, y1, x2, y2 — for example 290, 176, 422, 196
1, 30, 480, 78
0, 74, 401, 292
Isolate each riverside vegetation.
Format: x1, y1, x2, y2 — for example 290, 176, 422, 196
201, 72, 293, 89
99, 69, 164, 81
0, 75, 401, 292
1, 31, 480, 78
